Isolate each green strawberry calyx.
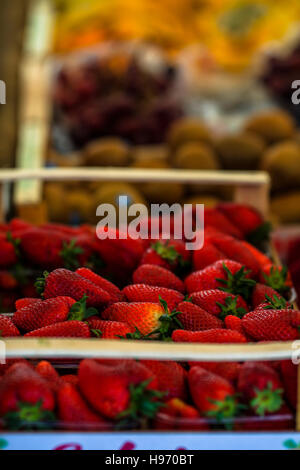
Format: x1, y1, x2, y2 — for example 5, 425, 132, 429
152, 241, 180, 265
263, 266, 290, 296
147, 296, 183, 341
250, 382, 284, 416
91, 328, 102, 338
60, 239, 84, 271
206, 394, 246, 430
217, 264, 256, 303
263, 294, 292, 310
122, 327, 145, 340
117, 379, 165, 429
4, 401, 56, 430
246, 221, 272, 250
217, 295, 247, 320
35, 271, 49, 297
6, 231, 21, 258
68, 295, 98, 321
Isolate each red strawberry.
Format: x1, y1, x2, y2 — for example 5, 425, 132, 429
20, 228, 83, 269
252, 283, 283, 309
0, 362, 55, 429
188, 362, 241, 383
123, 284, 184, 310
13, 296, 76, 332
185, 260, 255, 302
133, 264, 185, 293
0, 271, 18, 290
172, 328, 247, 343
209, 234, 260, 276
190, 290, 248, 318
238, 361, 284, 416
193, 242, 225, 271
24, 321, 91, 338
0, 315, 20, 337
216, 203, 264, 236
242, 241, 271, 268
188, 366, 241, 423
154, 398, 208, 431
78, 359, 162, 421
35, 361, 63, 392
242, 309, 300, 341
176, 301, 223, 330
140, 360, 187, 400
280, 360, 297, 410
0, 233, 18, 268
224, 315, 244, 334
102, 301, 180, 338
36, 268, 111, 307
88, 318, 135, 339
140, 239, 190, 272
15, 298, 41, 310
76, 267, 124, 302
204, 208, 243, 238
94, 228, 145, 283
61, 374, 79, 386
57, 383, 109, 430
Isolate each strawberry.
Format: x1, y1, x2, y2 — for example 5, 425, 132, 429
0, 362, 55, 429
224, 315, 244, 334
204, 208, 243, 239
190, 290, 248, 318
208, 234, 260, 276
140, 239, 190, 272
176, 301, 223, 330
13, 296, 76, 332
35, 361, 63, 392
242, 241, 271, 268
76, 267, 123, 302
88, 318, 135, 339
188, 367, 242, 425
238, 362, 284, 416
242, 309, 300, 341
57, 383, 109, 430
140, 360, 187, 400
61, 374, 79, 386
35, 268, 111, 307
193, 242, 225, 271
188, 362, 241, 383
24, 320, 91, 338
172, 328, 247, 343
122, 284, 184, 310
0, 271, 18, 290
0, 233, 19, 268
133, 264, 185, 293
154, 398, 208, 431
0, 315, 20, 337
252, 283, 283, 309
78, 359, 163, 423
102, 300, 181, 338
261, 264, 292, 296
15, 298, 41, 310
280, 360, 297, 410
185, 260, 255, 302
216, 203, 264, 237
94, 228, 145, 283
20, 228, 84, 269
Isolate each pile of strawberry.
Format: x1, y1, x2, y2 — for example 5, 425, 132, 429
0, 203, 296, 342
0, 357, 296, 431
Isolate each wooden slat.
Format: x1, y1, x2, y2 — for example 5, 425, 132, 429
2, 338, 296, 362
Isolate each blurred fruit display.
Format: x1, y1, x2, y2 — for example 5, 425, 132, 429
0, 358, 296, 431
53, 0, 300, 72
52, 44, 183, 149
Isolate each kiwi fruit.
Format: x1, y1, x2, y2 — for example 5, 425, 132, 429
82, 137, 131, 167
172, 142, 219, 170
215, 132, 265, 170
244, 110, 295, 144
271, 191, 300, 223
261, 140, 300, 191
167, 118, 212, 150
